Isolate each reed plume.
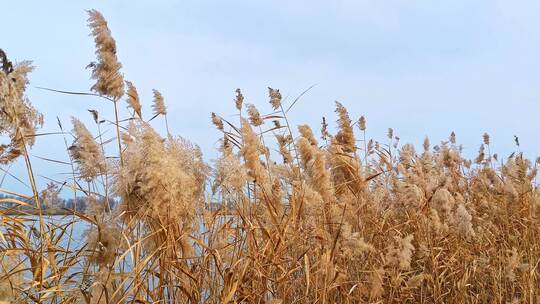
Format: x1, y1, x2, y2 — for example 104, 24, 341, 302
125, 80, 142, 119
151, 89, 166, 116
0, 59, 42, 164
246, 104, 263, 127
69, 117, 107, 181
87, 10, 124, 99
334, 101, 356, 153
235, 88, 244, 110
268, 87, 282, 110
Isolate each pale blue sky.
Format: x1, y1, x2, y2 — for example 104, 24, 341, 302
2, 1, 540, 193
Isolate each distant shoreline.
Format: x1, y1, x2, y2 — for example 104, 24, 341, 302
2, 209, 77, 216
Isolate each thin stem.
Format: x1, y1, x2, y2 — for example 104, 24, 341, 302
362, 130, 367, 166
21, 137, 47, 297
57, 117, 79, 269
279, 103, 301, 169
258, 125, 273, 181
164, 113, 170, 136
113, 100, 124, 166
96, 122, 110, 211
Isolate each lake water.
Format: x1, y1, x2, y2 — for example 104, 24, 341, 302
1, 214, 228, 302
1, 215, 90, 248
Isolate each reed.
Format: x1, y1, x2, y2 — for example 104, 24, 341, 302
0, 10, 539, 304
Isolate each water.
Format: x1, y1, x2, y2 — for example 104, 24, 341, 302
1, 214, 231, 302
1, 214, 90, 248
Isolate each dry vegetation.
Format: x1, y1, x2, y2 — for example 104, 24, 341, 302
1, 10, 540, 304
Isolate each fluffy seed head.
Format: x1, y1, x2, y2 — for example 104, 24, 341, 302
268, 87, 282, 110
298, 125, 318, 146
358, 115, 366, 131
116, 122, 206, 225
69, 117, 106, 181
125, 81, 142, 119
483, 132, 490, 145
84, 221, 122, 267
475, 144, 485, 164
152, 89, 167, 116
235, 88, 244, 110
276, 134, 293, 164
215, 151, 248, 191
423, 137, 430, 152
334, 101, 356, 153
211, 112, 224, 130
321, 116, 331, 141
386, 234, 415, 270
450, 131, 456, 144
87, 10, 124, 99
0, 58, 43, 164
388, 128, 394, 140
453, 204, 475, 239
240, 119, 266, 183
247, 104, 263, 127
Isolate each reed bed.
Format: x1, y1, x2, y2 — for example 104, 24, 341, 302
1, 10, 539, 304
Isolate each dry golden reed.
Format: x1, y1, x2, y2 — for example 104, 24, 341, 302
125, 80, 142, 119
69, 117, 107, 181
152, 89, 166, 116
0, 10, 539, 304
0, 56, 43, 164
87, 10, 124, 100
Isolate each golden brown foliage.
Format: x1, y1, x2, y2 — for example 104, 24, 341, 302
1, 10, 539, 304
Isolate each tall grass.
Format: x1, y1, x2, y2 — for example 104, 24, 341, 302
1, 10, 540, 304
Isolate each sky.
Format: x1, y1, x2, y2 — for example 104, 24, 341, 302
2, 0, 540, 194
